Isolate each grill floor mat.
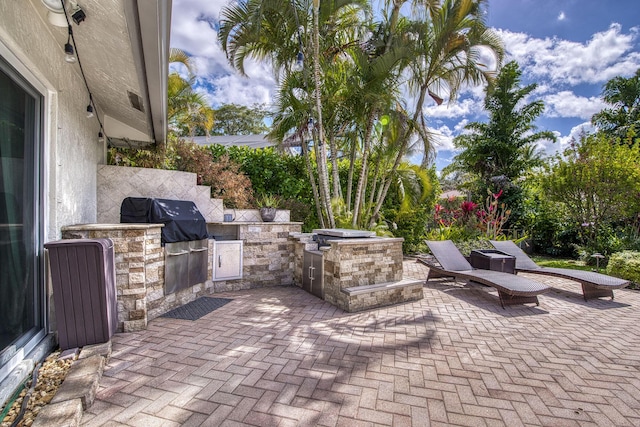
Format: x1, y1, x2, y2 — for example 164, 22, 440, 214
160, 297, 232, 321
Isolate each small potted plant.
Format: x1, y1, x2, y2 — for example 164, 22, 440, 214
257, 194, 279, 222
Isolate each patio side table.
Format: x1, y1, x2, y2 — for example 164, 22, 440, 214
470, 249, 516, 274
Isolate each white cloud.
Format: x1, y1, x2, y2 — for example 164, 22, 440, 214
557, 12, 566, 21
496, 24, 640, 85
544, 122, 594, 155
424, 98, 486, 119
429, 125, 457, 151
203, 63, 276, 107
544, 91, 607, 120
171, 0, 278, 107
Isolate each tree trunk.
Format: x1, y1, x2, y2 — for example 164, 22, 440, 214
301, 137, 325, 228
312, 0, 335, 228
369, 86, 427, 227
365, 154, 380, 222
346, 140, 357, 212
329, 135, 342, 201
352, 113, 375, 227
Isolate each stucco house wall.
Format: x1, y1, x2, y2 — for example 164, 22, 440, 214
0, 1, 102, 241
0, 0, 102, 406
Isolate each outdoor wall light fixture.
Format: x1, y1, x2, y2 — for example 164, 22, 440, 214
64, 26, 77, 63
86, 104, 94, 118
98, 132, 105, 143
64, 41, 76, 63
70, 3, 86, 25
41, 0, 68, 27
42, 0, 86, 26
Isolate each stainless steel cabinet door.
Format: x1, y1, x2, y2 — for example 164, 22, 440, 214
303, 250, 323, 298
213, 241, 243, 280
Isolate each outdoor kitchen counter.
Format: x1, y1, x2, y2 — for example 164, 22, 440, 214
61, 223, 165, 332
62, 223, 165, 231
206, 221, 304, 225
207, 221, 303, 291
320, 236, 404, 246
206, 222, 303, 241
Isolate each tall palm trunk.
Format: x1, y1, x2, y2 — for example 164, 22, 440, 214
369, 86, 426, 227
329, 135, 342, 201
301, 136, 325, 228
346, 140, 357, 212
312, 0, 335, 228
365, 153, 381, 221
352, 112, 376, 227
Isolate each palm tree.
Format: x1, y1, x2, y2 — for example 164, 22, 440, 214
369, 0, 504, 227
269, 72, 326, 227
220, 0, 503, 231
219, 0, 368, 227
169, 48, 194, 74
591, 68, 640, 141
167, 73, 214, 136
343, 44, 407, 226
167, 48, 215, 136
449, 61, 553, 183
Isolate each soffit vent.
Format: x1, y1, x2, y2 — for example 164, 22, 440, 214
127, 91, 145, 112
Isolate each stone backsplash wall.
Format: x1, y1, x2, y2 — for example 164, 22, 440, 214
211, 222, 303, 292
97, 165, 224, 223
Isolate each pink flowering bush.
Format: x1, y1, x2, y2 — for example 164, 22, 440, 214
479, 189, 511, 240
428, 190, 511, 241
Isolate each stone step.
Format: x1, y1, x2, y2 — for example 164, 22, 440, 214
342, 278, 425, 296
32, 342, 111, 427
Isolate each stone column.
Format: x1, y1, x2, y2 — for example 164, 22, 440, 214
61, 224, 163, 332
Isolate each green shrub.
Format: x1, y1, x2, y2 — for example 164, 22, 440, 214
453, 239, 494, 257
606, 251, 640, 286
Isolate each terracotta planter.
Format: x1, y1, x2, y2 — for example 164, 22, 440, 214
259, 207, 276, 222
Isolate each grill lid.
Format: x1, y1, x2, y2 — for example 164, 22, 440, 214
120, 197, 208, 244
312, 228, 376, 238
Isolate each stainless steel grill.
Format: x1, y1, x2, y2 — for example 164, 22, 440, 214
120, 198, 209, 294
313, 228, 376, 248
165, 239, 208, 294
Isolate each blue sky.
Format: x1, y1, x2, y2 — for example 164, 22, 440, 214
170, 0, 640, 170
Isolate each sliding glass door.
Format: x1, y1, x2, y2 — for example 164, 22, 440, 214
0, 56, 44, 380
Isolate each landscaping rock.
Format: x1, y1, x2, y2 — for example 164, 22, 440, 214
31, 399, 82, 427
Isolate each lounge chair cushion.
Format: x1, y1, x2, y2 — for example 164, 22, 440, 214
426, 240, 473, 272
489, 240, 540, 270
490, 240, 630, 290
425, 240, 550, 299
451, 268, 550, 297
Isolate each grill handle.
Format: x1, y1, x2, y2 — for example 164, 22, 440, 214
190, 247, 207, 253
167, 250, 189, 257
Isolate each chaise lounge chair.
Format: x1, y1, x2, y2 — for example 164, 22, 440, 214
420, 240, 550, 308
490, 240, 630, 301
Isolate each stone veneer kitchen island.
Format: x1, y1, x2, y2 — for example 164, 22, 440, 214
290, 233, 424, 312
61, 222, 302, 332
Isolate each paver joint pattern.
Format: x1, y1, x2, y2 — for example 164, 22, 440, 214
81, 260, 640, 426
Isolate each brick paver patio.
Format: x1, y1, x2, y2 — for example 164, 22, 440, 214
81, 260, 640, 426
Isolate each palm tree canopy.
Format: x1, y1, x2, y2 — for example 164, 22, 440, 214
591, 68, 640, 140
